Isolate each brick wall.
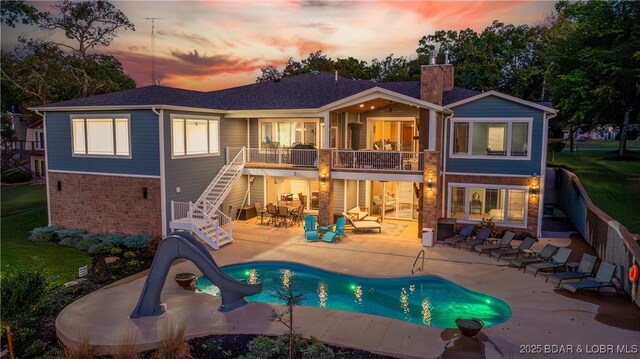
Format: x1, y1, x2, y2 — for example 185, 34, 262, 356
317, 149, 334, 226
420, 66, 443, 105
444, 174, 540, 235
420, 151, 441, 238
48, 172, 162, 238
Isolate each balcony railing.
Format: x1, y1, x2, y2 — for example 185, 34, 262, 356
1, 140, 45, 159
227, 147, 318, 168
225, 147, 424, 173
332, 150, 423, 172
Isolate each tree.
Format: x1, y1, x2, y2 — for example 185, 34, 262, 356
271, 276, 306, 359
0, 268, 49, 359
0, 0, 38, 28
256, 65, 283, 82
36, 0, 135, 60
546, 1, 640, 155
417, 21, 549, 100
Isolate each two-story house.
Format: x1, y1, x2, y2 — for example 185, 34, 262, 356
33, 55, 556, 249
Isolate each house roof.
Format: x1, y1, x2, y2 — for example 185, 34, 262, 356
34, 71, 548, 113
26, 119, 43, 129
447, 90, 557, 114
36, 86, 225, 110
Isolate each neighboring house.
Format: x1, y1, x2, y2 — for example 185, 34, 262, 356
1, 109, 46, 179
33, 55, 556, 248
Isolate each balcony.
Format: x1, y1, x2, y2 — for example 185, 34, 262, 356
227, 147, 318, 168
332, 150, 423, 173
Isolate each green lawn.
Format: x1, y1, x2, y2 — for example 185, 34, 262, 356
550, 147, 640, 234
1, 184, 91, 284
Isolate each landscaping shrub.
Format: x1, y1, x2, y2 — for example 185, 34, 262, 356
0, 267, 50, 359
87, 241, 114, 255
154, 320, 193, 359
28, 226, 150, 253
105, 232, 150, 249
28, 226, 63, 242
240, 335, 334, 359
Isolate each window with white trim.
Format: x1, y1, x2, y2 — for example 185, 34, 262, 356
259, 119, 318, 149
71, 116, 130, 157
172, 117, 220, 157
449, 184, 527, 226
451, 118, 531, 158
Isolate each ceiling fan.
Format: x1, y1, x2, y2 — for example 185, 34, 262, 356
380, 101, 406, 113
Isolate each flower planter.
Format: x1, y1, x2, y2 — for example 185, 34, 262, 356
455, 318, 484, 337
174, 272, 196, 289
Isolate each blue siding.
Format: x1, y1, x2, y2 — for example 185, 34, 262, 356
163, 111, 247, 229
446, 96, 545, 176
46, 110, 160, 176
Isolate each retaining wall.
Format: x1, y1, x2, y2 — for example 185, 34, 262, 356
552, 167, 640, 307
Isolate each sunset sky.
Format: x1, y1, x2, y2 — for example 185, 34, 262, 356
1, 1, 556, 91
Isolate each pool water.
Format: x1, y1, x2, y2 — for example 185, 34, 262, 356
197, 261, 511, 329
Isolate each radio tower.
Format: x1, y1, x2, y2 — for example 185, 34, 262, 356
143, 17, 163, 85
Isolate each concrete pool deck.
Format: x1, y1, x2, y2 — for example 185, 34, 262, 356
56, 221, 640, 358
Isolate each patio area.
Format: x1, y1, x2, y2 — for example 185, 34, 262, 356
56, 221, 640, 358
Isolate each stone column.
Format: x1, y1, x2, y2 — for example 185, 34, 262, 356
317, 149, 334, 226
420, 150, 441, 239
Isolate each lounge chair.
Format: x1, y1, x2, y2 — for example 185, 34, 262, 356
304, 215, 318, 241
491, 237, 536, 261
474, 231, 515, 256
343, 213, 382, 233
458, 227, 492, 251
525, 247, 573, 276
546, 254, 597, 287
442, 225, 474, 247
509, 244, 558, 270
322, 217, 346, 243
561, 261, 618, 297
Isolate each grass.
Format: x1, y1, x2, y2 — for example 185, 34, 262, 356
572, 139, 640, 150
550, 144, 640, 234
1, 184, 91, 284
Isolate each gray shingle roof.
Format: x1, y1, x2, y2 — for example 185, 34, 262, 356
39, 71, 483, 110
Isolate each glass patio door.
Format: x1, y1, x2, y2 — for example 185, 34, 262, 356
370, 181, 417, 220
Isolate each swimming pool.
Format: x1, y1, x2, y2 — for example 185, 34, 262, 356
197, 261, 511, 328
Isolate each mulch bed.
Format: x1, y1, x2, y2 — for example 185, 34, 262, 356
188, 334, 396, 359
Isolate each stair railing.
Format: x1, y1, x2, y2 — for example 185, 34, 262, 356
411, 249, 426, 275
194, 147, 246, 214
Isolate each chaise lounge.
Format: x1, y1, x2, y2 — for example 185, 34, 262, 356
343, 213, 382, 233
561, 261, 618, 297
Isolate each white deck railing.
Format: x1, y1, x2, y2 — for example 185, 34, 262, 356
332, 150, 423, 172
171, 201, 192, 222
227, 147, 318, 168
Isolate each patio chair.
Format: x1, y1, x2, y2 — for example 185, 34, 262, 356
491, 237, 536, 261
525, 247, 573, 276
509, 244, 558, 270
561, 261, 618, 297
304, 215, 318, 241
266, 204, 278, 225
322, 217, 347, 243
442, 225, 474, 247
474, 231, 515, 256
546, 254, 597, 287
343, 213, 382, 233
458, 227, 492, 251
277, 206, 290, 227
255, 202, 268, 224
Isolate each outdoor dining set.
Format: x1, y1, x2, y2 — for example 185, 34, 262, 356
255, 202, 306, 228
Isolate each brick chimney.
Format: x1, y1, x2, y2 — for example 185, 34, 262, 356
420, 52, 454, 105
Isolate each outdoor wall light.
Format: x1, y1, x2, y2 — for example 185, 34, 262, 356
57, 180, 61, 191
529, 184, 539, 198
321, 173, 327, 186
143, 187, 148, 199
427, 177, 434, 191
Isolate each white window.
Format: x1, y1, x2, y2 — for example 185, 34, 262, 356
172, 116, 220, 157
71, 116, 130, 157
448, 184, 528, 226
34, 130, 45, 150
259, 119, 318, 149
451, 118, 532, 159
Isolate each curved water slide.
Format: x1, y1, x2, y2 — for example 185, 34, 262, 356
130, 231, 262, 318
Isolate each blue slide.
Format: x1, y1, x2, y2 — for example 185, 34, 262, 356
131, 231, 262, 317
